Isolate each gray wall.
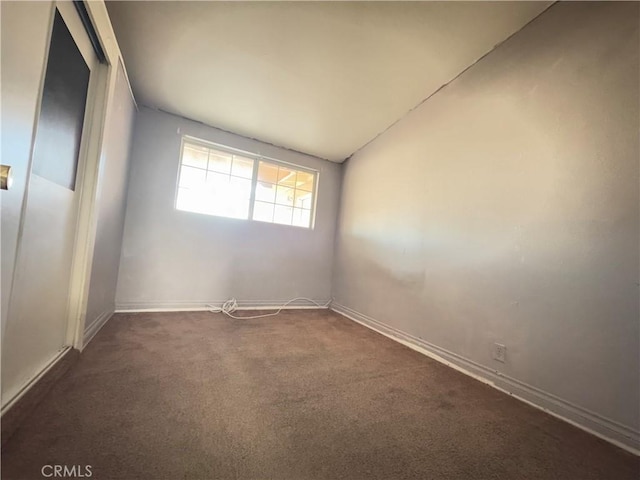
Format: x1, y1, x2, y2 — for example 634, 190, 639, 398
84, 62, 136, 339
116, 107, 341, 309
333, 1, 639, 448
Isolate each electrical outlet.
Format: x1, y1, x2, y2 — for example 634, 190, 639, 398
493, 343, 506, 363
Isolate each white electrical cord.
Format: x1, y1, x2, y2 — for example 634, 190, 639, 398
207, 297, 332, 319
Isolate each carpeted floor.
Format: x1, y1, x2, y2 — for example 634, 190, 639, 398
2, 310, 638, 479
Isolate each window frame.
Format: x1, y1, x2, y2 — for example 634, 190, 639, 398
175, 135, 319, 229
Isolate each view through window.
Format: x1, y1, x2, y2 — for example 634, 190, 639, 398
176, 139, 316, 228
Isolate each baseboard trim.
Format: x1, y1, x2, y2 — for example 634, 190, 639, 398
83, 309, 114, 348
115, 299, 331, 313
1, 347, 79, 445
331, 302, 640, 456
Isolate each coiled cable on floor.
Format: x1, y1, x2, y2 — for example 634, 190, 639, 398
207, 297, 331, 319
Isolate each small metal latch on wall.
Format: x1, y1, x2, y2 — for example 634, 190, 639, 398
1, 165, 13, 190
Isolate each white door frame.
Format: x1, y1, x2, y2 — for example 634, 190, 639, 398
64, 0, 137, 352
62, 1, 120, 351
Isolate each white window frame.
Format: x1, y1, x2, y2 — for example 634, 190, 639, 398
175, 135, 319, 229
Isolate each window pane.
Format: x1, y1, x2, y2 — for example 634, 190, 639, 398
253, 201, 275, 223
177, 187, 214, 215
233, 200, 250, 219
258, 161, 279, 184
275, 185, 294, 206
176, 187, 196, 212
229, 176, 252, 201
292, 208, 311, 228
179, 165, 206, 188
273, 205, 293, 225
182, 144, 209, 169
294, 189, 313, 209
210, 199, 249, 219
209, 176, 250, 219
212, 199, 249, 219
231, 156, 254, 179
255, 182, 276, 203
206, 171, 229, 191
208, 150, 232, 174
277, 167, 297, 187
295, 171, 315, 191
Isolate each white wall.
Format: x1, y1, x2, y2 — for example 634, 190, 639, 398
115, 107, 341, 310
84, 62, 136, 341
332, 2, 639, 450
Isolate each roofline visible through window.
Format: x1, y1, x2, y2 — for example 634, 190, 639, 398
181, 135, 319, 175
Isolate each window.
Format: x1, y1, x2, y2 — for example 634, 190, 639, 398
176, 138, 317, 228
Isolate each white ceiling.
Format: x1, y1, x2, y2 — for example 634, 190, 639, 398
106, 1, 551, 162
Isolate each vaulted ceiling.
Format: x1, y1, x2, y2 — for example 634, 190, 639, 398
106, 1, 551, 162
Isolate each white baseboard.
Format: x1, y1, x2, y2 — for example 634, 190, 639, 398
331, 302, 640, 456
83, 310, 114, 349
115, 299, 330, 313
1, 347, 71, 415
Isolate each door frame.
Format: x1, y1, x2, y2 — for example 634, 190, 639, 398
64, 0, 137, 352
63, 1, 122, 351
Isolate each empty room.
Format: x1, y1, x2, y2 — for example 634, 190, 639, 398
1, 1, 638, 479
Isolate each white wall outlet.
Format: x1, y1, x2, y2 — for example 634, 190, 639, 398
493, 343, 506, 363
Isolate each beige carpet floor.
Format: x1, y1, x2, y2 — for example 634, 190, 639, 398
2, 310, 638, 479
